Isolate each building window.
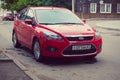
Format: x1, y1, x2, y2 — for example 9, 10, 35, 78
117, 4, 120, 13
100, 3, 112, 13
90, 3, 97, 13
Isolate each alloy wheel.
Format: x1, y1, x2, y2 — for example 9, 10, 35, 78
33, 40, 42, 61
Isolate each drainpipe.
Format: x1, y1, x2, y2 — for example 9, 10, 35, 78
72, 0, 75, 13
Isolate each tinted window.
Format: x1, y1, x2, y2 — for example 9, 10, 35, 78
25, 9, 34, 20
18, 9, 28, 20
35, 9, 83, 24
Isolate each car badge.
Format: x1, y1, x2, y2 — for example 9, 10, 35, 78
78, 37, 84, 40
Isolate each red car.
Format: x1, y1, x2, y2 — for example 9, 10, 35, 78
12, 7, 102, 62
3, 13, 15, 21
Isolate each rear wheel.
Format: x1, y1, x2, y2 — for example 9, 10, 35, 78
12, 32, 21, 48
2, 18, 6, 21
33, 40, 43, 62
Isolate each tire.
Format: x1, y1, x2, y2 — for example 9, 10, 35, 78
12, 32, 21, 48
2, 18, 6, 21
33, 39, 43, 62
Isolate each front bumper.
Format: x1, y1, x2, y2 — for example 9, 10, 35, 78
40, 37, 102, 58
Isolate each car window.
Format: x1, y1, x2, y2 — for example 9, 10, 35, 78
35, 9, 83, 25
25, 9, 34, 20
18, 9, 28, 20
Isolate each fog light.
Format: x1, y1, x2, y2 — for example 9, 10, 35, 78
46, 47, 58, 52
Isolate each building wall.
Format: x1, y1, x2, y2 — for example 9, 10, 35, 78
75, 0, 120, 18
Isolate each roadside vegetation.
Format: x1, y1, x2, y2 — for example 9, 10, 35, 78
1, 0, 71, 13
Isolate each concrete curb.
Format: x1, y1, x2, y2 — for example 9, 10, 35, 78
4, 52, 40, 80
0, 58, 13, 62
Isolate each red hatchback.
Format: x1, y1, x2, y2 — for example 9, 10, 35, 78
3, 13, 15, 21
12, 7, 102, 62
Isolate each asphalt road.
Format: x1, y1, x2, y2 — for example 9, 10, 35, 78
0, 20, 120, 80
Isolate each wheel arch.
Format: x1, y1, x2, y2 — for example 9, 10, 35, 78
32, 32, 43, 50
32, 36, 39, 51
12, 29, 21, 48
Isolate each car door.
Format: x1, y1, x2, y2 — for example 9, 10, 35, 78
15, 9, 28, 44
21, 9, 35, 48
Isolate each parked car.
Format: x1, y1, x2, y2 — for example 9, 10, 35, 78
2, 13, 15, 21
12, 7, 102, 62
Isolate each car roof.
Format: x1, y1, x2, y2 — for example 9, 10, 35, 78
29, 6, 68, 10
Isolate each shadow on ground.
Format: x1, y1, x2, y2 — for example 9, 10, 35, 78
41, 57, 98, 66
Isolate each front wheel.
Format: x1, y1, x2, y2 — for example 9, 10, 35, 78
33, 40, 43, 62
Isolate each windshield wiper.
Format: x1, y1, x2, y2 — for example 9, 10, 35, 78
53, 22, 83, 24
39, 22, 83, 25
39, 23, 56, 25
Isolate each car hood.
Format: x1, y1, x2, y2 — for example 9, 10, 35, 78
42, 24, 95, 36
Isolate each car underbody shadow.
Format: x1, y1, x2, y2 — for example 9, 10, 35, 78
42, 57, 98, 66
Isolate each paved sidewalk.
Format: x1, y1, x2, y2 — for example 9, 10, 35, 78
0, 50, 32, 80
86, 19, 120, 30
95, 20, 120, 30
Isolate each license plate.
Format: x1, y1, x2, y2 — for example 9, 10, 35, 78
72, 45, 91, 50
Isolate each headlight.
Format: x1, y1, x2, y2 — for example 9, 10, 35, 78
95, 31, 101, 39
43, 30, 63, 40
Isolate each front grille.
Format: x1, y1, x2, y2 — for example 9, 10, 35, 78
66, 36, 93, 41
62, 44, 96, 56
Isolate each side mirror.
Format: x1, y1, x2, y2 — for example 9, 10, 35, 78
82, 19, 86, 23
25, 19, 32, 25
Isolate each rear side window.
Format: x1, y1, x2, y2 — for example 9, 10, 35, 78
18, 9, 28, 20
25, 9, 34, 20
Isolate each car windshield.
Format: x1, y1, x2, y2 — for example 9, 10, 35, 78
35, 9, 83, 25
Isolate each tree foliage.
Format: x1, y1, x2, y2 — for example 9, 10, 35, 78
1, 0, 18, 13
1, 0, 71, 12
